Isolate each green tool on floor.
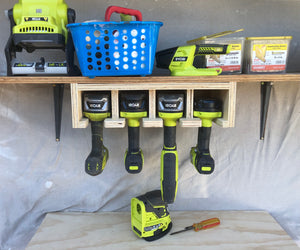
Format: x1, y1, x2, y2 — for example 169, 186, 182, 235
156, 44, 231, 76
120, 91, 148, 174
190, 98, 222, 174
131, 190, 172, 241
83, 92, 110, 176
157, 92, 184, 204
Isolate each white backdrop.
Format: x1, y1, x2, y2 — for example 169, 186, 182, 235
0, 0, 300, 249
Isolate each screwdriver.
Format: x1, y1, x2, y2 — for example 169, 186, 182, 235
170, 217, 220, 235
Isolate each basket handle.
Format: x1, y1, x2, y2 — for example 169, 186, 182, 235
105, 6, 142, 21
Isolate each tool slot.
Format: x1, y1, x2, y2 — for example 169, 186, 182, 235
194, 89, 228, 127
156, 90, 186, 119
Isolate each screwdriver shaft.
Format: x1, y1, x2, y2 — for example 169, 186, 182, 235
170, 228, 192, 235
170, 218, 220, 235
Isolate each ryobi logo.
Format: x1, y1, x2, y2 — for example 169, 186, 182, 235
128, 102, 140, 108
88, 103, 103, 109
173, 57, 188, 62
165, 103, 177, 108
25, 17, 47, 22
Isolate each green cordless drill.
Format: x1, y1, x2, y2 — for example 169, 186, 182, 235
190, 98, 222, 174
157, 92, 184, 204
83, 92, 110, 176
120, 91, 148, 174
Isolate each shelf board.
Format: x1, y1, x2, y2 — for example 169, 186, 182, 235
0, 74, 299, 85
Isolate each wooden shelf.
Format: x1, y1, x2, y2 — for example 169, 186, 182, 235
1, 74, 297, 130
0, 73, 299, 85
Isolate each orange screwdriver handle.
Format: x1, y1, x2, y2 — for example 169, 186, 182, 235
193, 217, 220, 231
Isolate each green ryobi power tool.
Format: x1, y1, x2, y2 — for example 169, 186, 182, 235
83, 92, 110, 176
120, 91, 148, 174
5, 0, 79, 76
131, 190, 172, 241
190, 98, 222, 174
5, 0, 80, 141
156, 44, 231, 76
157, 92, 184, 204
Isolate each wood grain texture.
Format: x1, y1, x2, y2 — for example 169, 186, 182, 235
142, 118, 163, 128
1, 74, 300, 85
179, 118, 202, 127
104, 118, 126, 128
27, 211, 298, 250
71, 82, 236, 129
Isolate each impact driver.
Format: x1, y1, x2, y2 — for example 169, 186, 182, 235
157, 92, 184, 204
120, 91, 148, 174
190, 98, 222, 174
83, 92, 110, 176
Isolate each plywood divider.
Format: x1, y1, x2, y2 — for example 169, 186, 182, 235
142, 89, 163, 128
214, 81, 237, 127
180, 89, 201, 127
104, 90, 126, 128
71, 83, 89, 128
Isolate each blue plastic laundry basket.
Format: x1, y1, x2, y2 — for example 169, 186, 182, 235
67, 6, 163, 78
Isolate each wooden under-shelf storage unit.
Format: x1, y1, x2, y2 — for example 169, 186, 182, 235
1, 74, 299, 131
70, 76, 237, 129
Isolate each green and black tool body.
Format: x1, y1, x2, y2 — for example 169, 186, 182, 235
190, 98, 222, 174
5, 0, 79, 75
157, 92, 184, 204
120, 91, 147, 174
131, 190, 172, 241
5, 0, 80, 141
83, 92, 110, 176
156, 44, 231, 76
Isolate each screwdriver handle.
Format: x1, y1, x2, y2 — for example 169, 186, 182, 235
193, 217, 220, 231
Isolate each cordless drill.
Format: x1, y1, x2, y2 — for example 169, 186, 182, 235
157, 92, 184, 204
120, 91, 148, 174
190, 98, 222, 174
83, 92, 110, 176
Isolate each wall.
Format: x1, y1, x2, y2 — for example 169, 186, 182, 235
0, 0, 299, 249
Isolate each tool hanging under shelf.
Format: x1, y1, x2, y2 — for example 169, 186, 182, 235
5, 0, 81, 141
157, 91, 184, 204
190, 98, 222, 175
120, 91, 148, 174
83, 92, 111, 176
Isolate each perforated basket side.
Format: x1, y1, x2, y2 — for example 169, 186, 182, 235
68, 21, 162, 77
